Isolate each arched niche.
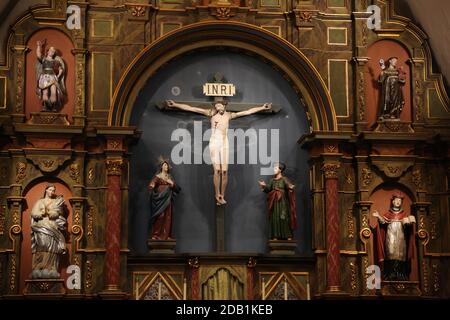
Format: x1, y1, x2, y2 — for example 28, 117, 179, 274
369, 183, 418, 282
25, 28, 75, 120
128, 48, 312, 255
19, 179, 72, 293
365, 39, 412, 128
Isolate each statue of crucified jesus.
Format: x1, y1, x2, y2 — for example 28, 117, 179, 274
166, 99, 272, 205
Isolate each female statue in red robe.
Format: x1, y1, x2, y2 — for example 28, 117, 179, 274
372, 194, 416, 281
148, 159, 180, 240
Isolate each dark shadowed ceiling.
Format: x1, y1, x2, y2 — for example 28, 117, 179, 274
396, 0, 450, 89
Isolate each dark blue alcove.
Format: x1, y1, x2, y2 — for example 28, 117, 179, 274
129, 50, 312, 256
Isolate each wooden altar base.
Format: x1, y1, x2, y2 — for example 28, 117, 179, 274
373, 119, 414, 133
268, 240, 298, 255
27, 112, 71, 125
23, 279, 66, 298
148, 239, 177, 254
128, 254, 315, 300
380, 281, 421, 297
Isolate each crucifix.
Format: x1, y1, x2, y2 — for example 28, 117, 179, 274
158, 73, 280, 251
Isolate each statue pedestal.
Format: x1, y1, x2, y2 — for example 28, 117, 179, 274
23, 279, 66, 298
268, 240, 297, 255
374, 118, 413, 133
380, 281, 421, 297
148, 239, 177, 254
27, 112, 71, 125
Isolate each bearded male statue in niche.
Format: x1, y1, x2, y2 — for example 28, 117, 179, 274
378, 57, 406, 120
372, 194, 416, 281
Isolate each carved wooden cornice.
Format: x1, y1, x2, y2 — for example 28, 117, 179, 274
369, 155, 415, 179
354, 201, 373, 209
14, 123, 83, 134
31, 0, 67, 23
298, 131, 353, 149
6, 196, 26, 205
95, 126, 140, 153
23, 149, 72, 174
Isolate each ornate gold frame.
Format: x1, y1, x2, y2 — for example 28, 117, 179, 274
160, 22, 183, 37
91, 19, 114, 38
261, 25, 282, 37
426, 86, 450, 119
90, 52, 113, 111
327, 59, 349, 117
327, 27, 348, 46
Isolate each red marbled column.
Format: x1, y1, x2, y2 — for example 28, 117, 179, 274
189, 257, 199, 300
191, 269, 199, 300
323, 163, 341, 292
246, 257, 256, 300
105, 159, 123, 291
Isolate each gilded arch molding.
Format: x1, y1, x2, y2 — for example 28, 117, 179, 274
109, 21, 337, 132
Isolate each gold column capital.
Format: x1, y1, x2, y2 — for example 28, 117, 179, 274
322, 162, 340, 179
106, 158, 123, 176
